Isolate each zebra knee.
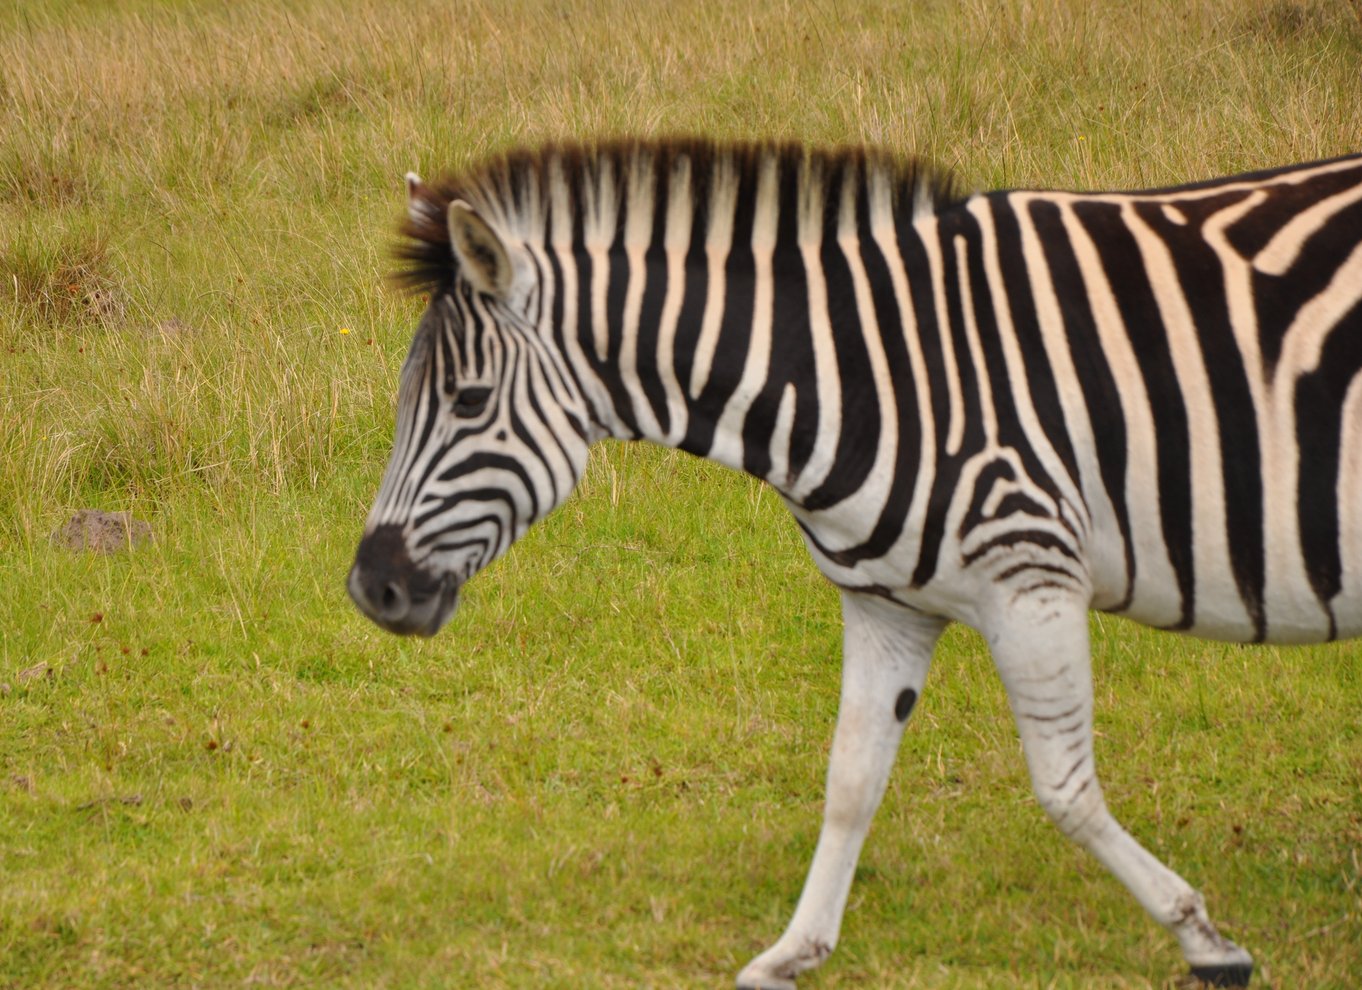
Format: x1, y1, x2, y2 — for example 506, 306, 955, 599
1031, 770, 1110, 845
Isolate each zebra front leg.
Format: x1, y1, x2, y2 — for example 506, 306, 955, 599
986, 594, 1254, 987
736, 592, 945, 990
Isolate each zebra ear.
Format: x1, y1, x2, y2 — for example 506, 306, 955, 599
405, 172, 438, 225
447, 200, 512, 299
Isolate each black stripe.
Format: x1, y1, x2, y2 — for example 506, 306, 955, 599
520, 355, 579, 505
402, 360, 444, 499
679, 172, 758, 458
958, 458, 1017, 539
1254, 197, 1362, 375
905, 220, 961, 588
1048, 198, 1193, 625
910, 208, 992, 583
1133, 199, 1267, 639
632, 175, 673, 435
740, 165, 805, 481
1295, 296, 1362, 635
1221, 163, 1362, 259
961, 528, 1082, 567
668, 209, 712, 425
819, 213, 922, 563
988, 196, 1082, 492
505, 350, 560, 511
604, 190, 643, 437
958, 205, 1068, 514
413, 490, 511, 534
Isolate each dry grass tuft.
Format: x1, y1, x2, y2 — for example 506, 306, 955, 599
3, 233, 121, 329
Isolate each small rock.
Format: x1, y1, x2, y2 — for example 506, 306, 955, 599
155, 317, 194, 336
16, 661, 52, 684
83, 286, 126, 322
76, 794, 143, 811
51, 509, 152, 554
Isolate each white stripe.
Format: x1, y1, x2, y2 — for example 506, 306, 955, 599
1254, 179, 1362, 276
1054, 199, 1182, 626
1269, 239, 1362, 637
790, 157, 841, 499
1202, 191, 1328, 639
1122, 200, 1251, 638
1336, 373, 1362, 639
1274, 240, 1362, 377
768, 382, 797, 488
619, 153, 662, 439
917, 216, 965, 458
954, 232, 997, 447
967, 197, 1090, 534
657, 155, 694, 445
582, 156, 618, 364
1035, 156, 1362, 208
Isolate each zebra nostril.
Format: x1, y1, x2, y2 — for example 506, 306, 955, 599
379, 580, 409, 618
350, 525, 456, 635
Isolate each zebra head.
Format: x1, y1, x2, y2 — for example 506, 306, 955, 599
348, 173, 594, 636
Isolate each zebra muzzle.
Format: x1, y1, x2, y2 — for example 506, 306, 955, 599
348, 524, 460, 637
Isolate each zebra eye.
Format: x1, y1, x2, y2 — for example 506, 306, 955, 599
452, 386, 492, 417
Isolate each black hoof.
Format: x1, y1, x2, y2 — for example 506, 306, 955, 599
1189, 962, 1253, 987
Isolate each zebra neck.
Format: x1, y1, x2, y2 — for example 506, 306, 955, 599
542, 229, 893, 512
510, 142, 947, 511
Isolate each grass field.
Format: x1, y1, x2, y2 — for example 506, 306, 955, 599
2, 0, 1360, 987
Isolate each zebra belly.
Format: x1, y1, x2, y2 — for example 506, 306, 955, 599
1106, 559, 1358, 644
1110, 592, 1296, 644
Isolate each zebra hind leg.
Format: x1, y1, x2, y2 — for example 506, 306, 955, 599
985, 594, 1253, 986
735, 593, 945, 990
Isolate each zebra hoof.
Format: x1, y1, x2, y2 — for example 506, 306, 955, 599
735, 966, 798, 990
1189, 962, 1253, 987
735, 975, 798, 990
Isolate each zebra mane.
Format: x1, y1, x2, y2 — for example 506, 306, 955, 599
392, 137, 961, 295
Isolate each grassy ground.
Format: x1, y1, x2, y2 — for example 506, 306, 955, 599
2, 0, 1360, 987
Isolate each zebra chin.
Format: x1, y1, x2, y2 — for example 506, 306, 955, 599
348, 524, 462, 638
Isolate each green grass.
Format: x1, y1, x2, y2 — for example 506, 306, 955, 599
2, 0, 1360, 987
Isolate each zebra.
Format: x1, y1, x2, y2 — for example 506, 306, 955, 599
347, 139, 1362, 988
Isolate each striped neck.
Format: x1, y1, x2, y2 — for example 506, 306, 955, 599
478, 140, 960, 503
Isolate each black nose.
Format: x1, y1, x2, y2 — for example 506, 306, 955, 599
349, 524, 457, 636
351, 565, 412, 625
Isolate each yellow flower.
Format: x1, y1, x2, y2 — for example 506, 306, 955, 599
339, 327, 351, 335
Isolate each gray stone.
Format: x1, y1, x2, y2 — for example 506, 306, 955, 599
51, 509, 152, 553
